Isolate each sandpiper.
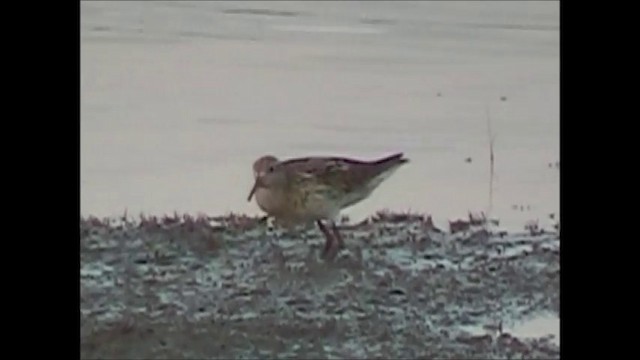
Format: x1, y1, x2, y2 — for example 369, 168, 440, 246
248, 152, 409, 258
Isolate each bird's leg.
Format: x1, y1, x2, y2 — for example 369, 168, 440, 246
316, 220, 335, 257
330, 220, 345, 250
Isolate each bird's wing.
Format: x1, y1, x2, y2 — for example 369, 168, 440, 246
280, 157, 373, 193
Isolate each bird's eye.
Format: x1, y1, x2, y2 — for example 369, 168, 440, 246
267, 165, 275, 173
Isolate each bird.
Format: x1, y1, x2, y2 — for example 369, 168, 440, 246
248, 152, 409, 259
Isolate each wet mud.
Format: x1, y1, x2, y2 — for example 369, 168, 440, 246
81, 212, 559, 359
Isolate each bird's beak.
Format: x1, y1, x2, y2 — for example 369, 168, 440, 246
247, 177, 261, 202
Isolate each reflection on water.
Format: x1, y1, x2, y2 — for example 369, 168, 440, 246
461, 313, 559, 345
508, 314, 559, 345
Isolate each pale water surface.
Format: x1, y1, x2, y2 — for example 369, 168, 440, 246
81, 1, 559, 232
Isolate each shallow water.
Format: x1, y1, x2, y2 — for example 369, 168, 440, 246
81, 1, 559, 232
509, 314, 559, 345
460, 313, 559, 346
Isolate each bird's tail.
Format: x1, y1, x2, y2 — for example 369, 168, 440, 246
373, 152, 409, 166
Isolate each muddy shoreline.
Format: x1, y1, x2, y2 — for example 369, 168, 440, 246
81, 212, 559, 359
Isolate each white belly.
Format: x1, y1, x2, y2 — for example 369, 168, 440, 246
254, 187, 340, 223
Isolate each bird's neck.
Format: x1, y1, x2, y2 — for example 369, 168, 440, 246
255, 187, 287, 215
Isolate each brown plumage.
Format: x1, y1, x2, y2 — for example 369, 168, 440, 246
248, 152, 409, 259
